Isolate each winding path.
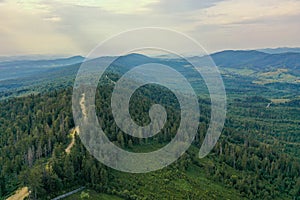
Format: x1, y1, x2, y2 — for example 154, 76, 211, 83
6, 187, 29, 200
65, 127, 79, 154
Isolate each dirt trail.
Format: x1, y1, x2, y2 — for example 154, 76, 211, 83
105, 75, 116, 84
65, 93, 86, 154
80, 93, 87, 118
6, 187, 29, 200
65, 127, 79, 154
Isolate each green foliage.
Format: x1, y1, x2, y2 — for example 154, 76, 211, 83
80, 191, 90, 199
0, 66, 299, 199
66, 189, 122, 200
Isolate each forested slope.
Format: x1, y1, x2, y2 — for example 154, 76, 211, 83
0, 80, 299, 199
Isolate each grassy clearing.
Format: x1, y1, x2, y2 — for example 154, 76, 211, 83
271, 98, 291, 104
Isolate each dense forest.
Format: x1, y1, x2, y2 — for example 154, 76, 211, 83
0, 71, 300, 199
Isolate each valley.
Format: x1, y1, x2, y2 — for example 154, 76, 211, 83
0, 50, 299, 199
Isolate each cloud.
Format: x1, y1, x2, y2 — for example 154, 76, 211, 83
148, 0, 226, 13
188, 0, 300, 51
49, 3, 187, 53
0, 0, 299, 55
0, 2, 81, 55
51, 0, 159, 14
194, 0, 300, 26
0, 0, 188, 55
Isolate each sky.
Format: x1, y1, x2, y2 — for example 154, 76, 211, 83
0, 0, 300, 56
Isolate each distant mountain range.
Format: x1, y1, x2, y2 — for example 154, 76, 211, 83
257, 47, 300, 54
209, 50, 300, 74
0, 49, 299, 99
1, 50, 300, 80
0, 56, 84, 81
0, 54, 73, 62
0, 56, 84, 69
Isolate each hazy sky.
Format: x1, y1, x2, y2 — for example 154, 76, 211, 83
0, 0, 300, 56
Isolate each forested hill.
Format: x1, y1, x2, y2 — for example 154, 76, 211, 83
257, 47, 300, 54
0, 72, 300, 199
210, 50, 300, 73
1, 50, 300, 100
